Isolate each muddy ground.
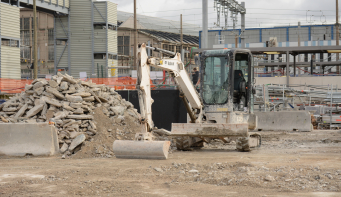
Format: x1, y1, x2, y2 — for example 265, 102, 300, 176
1, 130, 341, 197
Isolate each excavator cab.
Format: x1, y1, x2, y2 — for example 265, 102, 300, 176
199, 49, 255, 123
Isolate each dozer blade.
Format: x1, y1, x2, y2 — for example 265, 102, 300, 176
113, 140, 171, 160
170, 123, 249, 137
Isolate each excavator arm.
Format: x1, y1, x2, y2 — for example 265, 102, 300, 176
145, 45, 203, 123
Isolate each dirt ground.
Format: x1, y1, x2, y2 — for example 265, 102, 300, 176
1, 130, 341, 197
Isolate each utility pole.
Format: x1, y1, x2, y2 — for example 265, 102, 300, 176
133, 0, 137, 70
180, 14, 184, 61
33, 0, 38, 79
240, 2, 245, 48
202, 0, 208, 48
336, 0, 340, 74
298, 21, 301, 76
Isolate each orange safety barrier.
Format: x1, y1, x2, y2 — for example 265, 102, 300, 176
0, 77, 155, 94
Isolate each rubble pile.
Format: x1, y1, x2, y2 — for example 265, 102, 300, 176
0, 73, 140, 155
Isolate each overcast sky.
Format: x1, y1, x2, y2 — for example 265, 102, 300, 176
104, 0, 338, 30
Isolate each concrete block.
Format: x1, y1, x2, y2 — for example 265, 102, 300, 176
0, 123, 59, 156
254, 111, 312, 132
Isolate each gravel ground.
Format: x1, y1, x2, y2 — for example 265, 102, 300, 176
0, 130, 341, 197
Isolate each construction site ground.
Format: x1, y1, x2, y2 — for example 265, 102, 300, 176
1, 130, 341, 197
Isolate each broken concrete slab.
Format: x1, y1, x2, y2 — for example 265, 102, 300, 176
60, 143, 68, 153
62, 75, 77, 84
33, 81, 47, 90
110, 106, 125, 116
60, 82, 69, 91
34, 87, 44, 95
14, 104, 28, 119
41, 96, 62, 107
48, 80, 59, 88
83, 96, 95, 102
72, 92, 91, 97
73, 108, 84, 114
46, 87, 65, 100
68, 134, 86, 151
66, 95, 83, 103
63, 103, 75, 111
70, 103, 82, 108
66, 115, 94, 120
26, 104, 44, 118
54, 111, 69, 119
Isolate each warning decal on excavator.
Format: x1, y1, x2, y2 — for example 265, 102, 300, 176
217, 108, 228, 111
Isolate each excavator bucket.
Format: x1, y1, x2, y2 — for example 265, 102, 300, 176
113, 140, 171, 159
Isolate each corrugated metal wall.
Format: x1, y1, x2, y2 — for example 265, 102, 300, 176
289, 27, 309, 42
0, 4, 20, 38
1, 47, 20, 79
69, 0, 93, 77
0, 4, 1, 79
221, 31, 239, 45
0, 4, 20, 79
107, 2, 117, 25
262, 28, 287, 42
55, 44, 68, 67
244, 29, 259, 43
93, 2, 106, 23
311, 26, 332, 41
55, 16, 68, 39
94, 29, 106, 52
54, 16, 69, 70
53, 0, 117, 78
108, 30, 117, 54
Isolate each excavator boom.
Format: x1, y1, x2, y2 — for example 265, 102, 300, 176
112, 43, 171, 159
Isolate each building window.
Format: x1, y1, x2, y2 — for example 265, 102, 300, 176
118, 36, 130, 56
108, 24, 116, 30
56, 40, 66, 45
1, 39, 19, 47
176, 46, 180, 53
48, 29, 54, 61
23, 18, 30, 30
94, 24, 106, 29
94, 53, 107, 59
108, 54, 117, 60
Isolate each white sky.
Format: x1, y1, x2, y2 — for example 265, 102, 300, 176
104, 0, 338, 30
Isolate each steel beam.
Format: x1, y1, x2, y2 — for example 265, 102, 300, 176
202, 0, 208, 48
91, 1, 95, 76
106, 1, 108, 78
55, 40, 68, 67
53, 16, 57, 74
67, 13, 71, 75
286, 51, 289, 87
57, 16, 68, 37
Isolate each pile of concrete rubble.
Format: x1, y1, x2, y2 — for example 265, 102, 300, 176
0, 73, 140, 154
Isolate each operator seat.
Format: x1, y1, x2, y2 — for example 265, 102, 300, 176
233, 70, 245, 103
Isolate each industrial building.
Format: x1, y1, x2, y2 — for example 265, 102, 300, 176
0, 0, 117, 79
202, 24, 341, 75
202, 24, 338, 48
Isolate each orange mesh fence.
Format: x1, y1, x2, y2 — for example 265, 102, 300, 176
0, 78, 34, 94
0, 77, 156, 94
